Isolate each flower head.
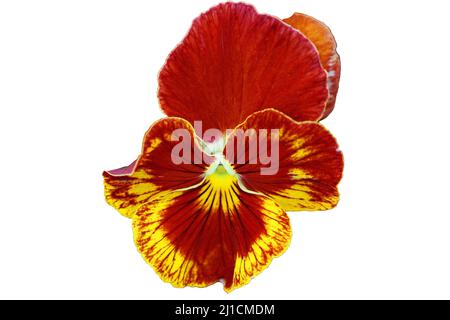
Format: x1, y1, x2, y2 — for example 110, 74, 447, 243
104, 2, 343, 292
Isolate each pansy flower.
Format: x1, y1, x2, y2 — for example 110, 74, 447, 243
103, 2, 343, 292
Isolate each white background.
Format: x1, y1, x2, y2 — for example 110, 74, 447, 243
1, 0, 449, 300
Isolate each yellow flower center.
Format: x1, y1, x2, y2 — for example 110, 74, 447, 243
205, 154, 236, 177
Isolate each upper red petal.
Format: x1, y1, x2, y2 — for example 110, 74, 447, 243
283, 13, 341, 119
158, 2, 328, 131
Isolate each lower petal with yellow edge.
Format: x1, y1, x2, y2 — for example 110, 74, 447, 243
132, 166, 291, 292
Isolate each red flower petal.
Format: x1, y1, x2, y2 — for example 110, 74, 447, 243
283, 13, 341, 119
158, 2, 328, 131
103, 117, 211, 218
133, 168, 291, 292
225, 109, 343, 211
